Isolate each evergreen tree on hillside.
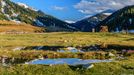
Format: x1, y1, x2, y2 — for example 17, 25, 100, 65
99, 5, 134, 32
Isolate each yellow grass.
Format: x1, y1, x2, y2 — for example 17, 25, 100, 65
0, 20, 45, 33
0, 32, 134, 47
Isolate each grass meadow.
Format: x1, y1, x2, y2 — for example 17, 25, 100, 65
0, 32, 134, 75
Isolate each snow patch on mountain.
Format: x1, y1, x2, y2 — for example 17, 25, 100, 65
1, 0, 6, 7
93, 17, 98, 19
17, 2, 29, 8
34, 20, 45, 26
17, 2, 38, 11
1, 0, 6, 14
1, 8, 5, 13
66, 24, 76, 29
5, 14, 12, 20
65, 20, 75, 24
11, 19, 21, 24
103, 13, 112, 16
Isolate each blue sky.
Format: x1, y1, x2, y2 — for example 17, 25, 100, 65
12, 0, 134, 22
12, 0, 86, 22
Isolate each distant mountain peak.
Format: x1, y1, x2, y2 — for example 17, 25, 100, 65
73, 9, 115, 32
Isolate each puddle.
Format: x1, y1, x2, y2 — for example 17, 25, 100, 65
27, 58, 113, 66
57, 49, 83, 53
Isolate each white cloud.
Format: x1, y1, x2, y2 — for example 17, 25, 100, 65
52, 6, 65, 11
74, 0, 134, 14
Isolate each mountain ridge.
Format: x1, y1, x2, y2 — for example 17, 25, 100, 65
73, 9, 115, 32
99, 5, 134, 32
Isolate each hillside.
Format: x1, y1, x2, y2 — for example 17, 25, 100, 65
99, 5, 134, 32
0, 0, 77, 32
73, 10, 115, 32
0, 20, 45, 33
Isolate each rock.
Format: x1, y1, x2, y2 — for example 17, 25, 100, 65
13, 47, 25, 51
83, 64, 94, 69
109, 52, 115, 57
67, 47, 76, 50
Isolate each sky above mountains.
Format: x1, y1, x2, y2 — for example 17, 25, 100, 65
12, 0, 134, 23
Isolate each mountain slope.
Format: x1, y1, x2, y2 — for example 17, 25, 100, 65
73, 10, 115, 32
0, 20, 45, 33
99, 5, 134, 32
0, 0, 77, 32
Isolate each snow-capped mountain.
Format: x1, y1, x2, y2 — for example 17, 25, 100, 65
0, 0, 77, 32
99, 5, 134, 32
73, 9, 115, 32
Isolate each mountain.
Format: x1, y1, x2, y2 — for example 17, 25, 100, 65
73, 10, 115, 32
0, 0, 77, 32
99, 5, 134, 32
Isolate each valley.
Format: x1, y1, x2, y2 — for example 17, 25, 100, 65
0, 0, 133, 75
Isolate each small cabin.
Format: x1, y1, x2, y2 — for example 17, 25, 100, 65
100, 26, 108, 32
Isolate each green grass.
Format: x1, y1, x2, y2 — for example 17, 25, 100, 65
0, 32, 134, 75
0, 32, 134, 47
0, 32, 133, 59
0, 56, 134, 75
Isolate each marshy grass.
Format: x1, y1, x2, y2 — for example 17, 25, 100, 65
0, 32, 134, 75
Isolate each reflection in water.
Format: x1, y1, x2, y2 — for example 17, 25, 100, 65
57, 49, 84, 53
27, 58, 113, 65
